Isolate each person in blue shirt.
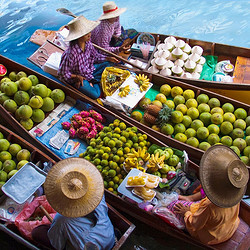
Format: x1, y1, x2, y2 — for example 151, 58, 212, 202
32, 158, 115, 250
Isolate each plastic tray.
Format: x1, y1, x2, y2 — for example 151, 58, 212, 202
2, 162, 47, 204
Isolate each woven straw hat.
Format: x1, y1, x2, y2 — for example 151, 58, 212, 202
200, 145, 249, 208
99, 1, 126, 20
44, 158, 104, 217
65, 15, 100, 42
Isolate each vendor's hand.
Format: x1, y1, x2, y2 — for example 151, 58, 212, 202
174, 203, 190, 216
74, 75, 85, 89
119, 44, 131, 52
106, 56, 120, 64
179, 195, 192, 202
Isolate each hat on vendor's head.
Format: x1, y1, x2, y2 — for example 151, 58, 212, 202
44, 158, 104, 217
200, 145, 249, 208
65, 15, 100, 42
99, 1, 126, 20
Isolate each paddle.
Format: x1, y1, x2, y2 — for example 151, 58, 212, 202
56, 8, 144, 70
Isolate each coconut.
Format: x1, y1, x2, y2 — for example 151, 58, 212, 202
184, 59, 196, 73
153, 51, 160, 58
162, 42, 174, 52
191, 45, 203, 55
164, 36, 176, 45
150, 58, 156, 66
167, 53, 175, 61
174, 39, 185, 49
191, 72, 201, 79
181, 52, 189, 61
164, 60, 174, 68
171, 65, 183, 76
160, 68, 172, 76
183, 43, 191, 54
174, 59, 184, 67
155, 57, 167, 69
172, 48, 183, 59
199, 56, 206, 65
194, 64, 203, 73
182, 72, 193, 79
148, 66, 159, 74
157, 50, 170, 59
188, 53, 201, 63
157, 43, 165, 50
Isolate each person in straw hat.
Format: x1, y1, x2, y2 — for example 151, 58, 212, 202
91, 1, 137, 54
32, 158, 115, 249
58, 15, 118, 99
171, 145, 249, 245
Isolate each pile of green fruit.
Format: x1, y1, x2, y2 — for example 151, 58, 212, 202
0, 132, 31, 193
133, 84, 250, 165
0, 70, 65, 130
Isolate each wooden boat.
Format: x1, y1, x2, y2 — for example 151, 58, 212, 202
0, 55, 249, 249
0, 124, 135, 250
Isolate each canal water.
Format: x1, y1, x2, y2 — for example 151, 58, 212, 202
0, 0, 249, 249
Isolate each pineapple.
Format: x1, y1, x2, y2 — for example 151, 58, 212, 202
143, 112, 157, 125
157, 104, 173, 127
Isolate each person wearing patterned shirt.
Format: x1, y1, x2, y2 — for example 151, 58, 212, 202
58, 15, 118, 99
91, 1, 137, 54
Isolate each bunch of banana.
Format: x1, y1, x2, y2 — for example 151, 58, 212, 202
147, 152, 165, 172
124, 157, 139, 172
118, 85, 130, 97
127, 148, 150, 163
134, 74, 150, 92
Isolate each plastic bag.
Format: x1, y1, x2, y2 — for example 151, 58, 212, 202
15, 195, 56, 241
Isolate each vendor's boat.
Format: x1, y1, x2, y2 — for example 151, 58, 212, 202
0, 55, 249, 249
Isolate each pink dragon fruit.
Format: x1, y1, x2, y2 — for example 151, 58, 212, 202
69, 127, 77, 138
71, 120, 81, 129
79, 110, 90, 118
80, 120, 91, 128
95, 122, 104, 132
61, 121, 71, 130
71, 114, 82, 122
76, 129, 86, 140
90, 110, 103, 122
84, 117, 95, 125
86, 130, 97, 140
78, 126, 89, 134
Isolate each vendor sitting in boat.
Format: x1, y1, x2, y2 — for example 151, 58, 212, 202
58, 15, 118, 99
171, 145, 249, 245
32, 158, 115, 249
91, 1, 137, 54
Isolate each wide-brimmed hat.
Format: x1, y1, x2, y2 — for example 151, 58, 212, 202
200, 145, 249, 208
65, 15, 100, 42
99, 1, 126, 20
44, 158, 104, 217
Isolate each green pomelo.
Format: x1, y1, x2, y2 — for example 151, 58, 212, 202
14, 91, 30, 105
0, 77, 11, 84
171, 86, 183, 98
246, 136, 250, 146
191, 119, 204, 131
207, 124, 220, 135
211, 107, 224, 115
17, 105, 33, 119
130, 111, 143, 122
8, 143, 22, 157
233, 119, 246, 130
29, 95, 44, 109
0, 82, 7, 92
197, 103, 210, 113
155, 93, 167, 104
17, 160, 29, 170
208, 98, 220, 108
199, 112, 211, 127
20, 118, 34, 130
28, 75, 39, 86
220, 121, 233, 135
243, 146, 250, 157
171, 110, 183, 123
50, 89, 65, 103
160, 84, 171, 96
139, 97, 151, 109
233, 138, 246, 152
207, 133, 220, 145
0, 139, 10, 151
3, 99, 17, 113
183, 89, 195, 100
0, 93, 10, 105
199, 142, 211, 151
173, 95, 185, 105
18, 77, 32, 91
174, 133, 187, 143
230, 146, 241, 156
8, 71, 17, 81
197, 127, 209, 140
240, 156, 249, 165
185, 98, 198, 109
0, 171, 7, 182
185, 128, 196, 138
31, 109, 45, 123
211, 113, 223, 125
246, 116, 250, 126
186, 107, 199, 120
16, 149, 31, 161
46, 88, 52, 97
0, 151, 12, 162
223, 112, 236, 123
196, 94, 209, 104
161, 124, 174, 135
234, 108, 247, 120
3, 81, 18, 96
0, 132, 4, 139
222, 103, 234, 113
174, 123, 186, 134
246, 126, 250, 136
16, 71, 27, 80
33, 84, 48, 97
168, 155, 180, 167
182, 115, 192, 128
41, 97, 54, 112
8, 170, 18, 179
231, 128, 244, 140
15, 109, 21, 121
186, 137, 199, 148
176, 104, 187, 115
220, 136, 233, 147
3, 160, 16, 173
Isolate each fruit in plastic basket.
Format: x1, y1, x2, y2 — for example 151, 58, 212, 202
31, 109, 45, 123
3, 81, 18, 96
16, 149, 31, 161
41, 97, 55, 112
33, 84, 48, 98
29, 95, 44, 109
167, 155, 179, 167
20, 118, 34, 130
0, 139, 10, 151
18, 77, 32, 91
8, 143, 22, 157
17, 160, 29, 170
17, 105, 33, 119
14, 91, 30, 105
50, 89, 65, 103
3, 99, 17, 113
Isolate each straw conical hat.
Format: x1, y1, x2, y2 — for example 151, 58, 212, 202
99, 1, 126, 20
65, 16, 100, 42
44, 158, 104, 217
200, 145, 249, 208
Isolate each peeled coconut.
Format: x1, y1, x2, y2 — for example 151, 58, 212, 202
174, 39, 185, 49
171, 65, 183, 76
162, 42, 174, 52
164, 36, 176, 45
151, 58, 156, 66
164, 60, 174, 68
183, 43, 192, 54
199, 56, 206, 65
157, 50, 170, 59
181, 52, 189, 61
184, 59, 196, 73
191, 45, 203, 55
189, 53, 201, 63
155, 57, 167, 69
157, 43, 165, 50
182, 72, 193, 79
172, 48, 183, 59
194, 64, 203, 73
174, 59, 184, 67
191, 72, 201, 79
148, 66, 159, 74
160, 68, 172, 76
153, 51, 160, 58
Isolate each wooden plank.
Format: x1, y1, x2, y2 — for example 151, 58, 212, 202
233, 56, 250, 83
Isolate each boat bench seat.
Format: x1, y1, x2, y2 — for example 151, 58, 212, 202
233, 56, 250, 83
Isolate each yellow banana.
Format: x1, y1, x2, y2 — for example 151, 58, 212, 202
134, 74, 150, 92
118, 85, 130, 97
